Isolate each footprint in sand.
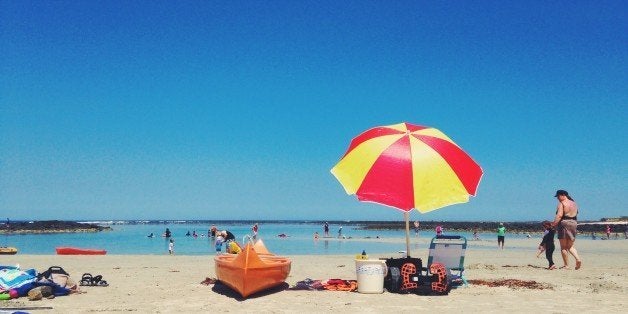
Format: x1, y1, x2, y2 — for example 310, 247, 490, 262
468, 263, 496, 270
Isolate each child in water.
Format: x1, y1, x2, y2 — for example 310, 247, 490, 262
215, 235, 225, 252
539, 221, 556, 270
168, 239, 175, 255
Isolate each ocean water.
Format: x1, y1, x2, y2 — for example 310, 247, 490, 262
3, 222, 532, 256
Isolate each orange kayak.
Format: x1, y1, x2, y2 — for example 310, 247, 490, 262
214, 239, 291, 298
56, 247, 107, 255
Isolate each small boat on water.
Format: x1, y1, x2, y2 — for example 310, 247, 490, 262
0, 247, 18, 255
214, 239, 291, 298
56, 247, 107, 255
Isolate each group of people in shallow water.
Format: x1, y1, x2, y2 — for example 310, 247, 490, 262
144, 225, 240, 255
146, 222, 306, 254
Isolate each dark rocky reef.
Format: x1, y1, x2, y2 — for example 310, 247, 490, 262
0, 220, 111, 234
356, 220, 624, 233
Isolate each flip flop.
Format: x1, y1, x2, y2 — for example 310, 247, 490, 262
575, 260, 582, 270
548, 265, 556, 270
79, 273, 93, 286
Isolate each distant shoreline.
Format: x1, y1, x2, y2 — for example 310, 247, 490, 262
1, 219, 625, 234
0, 220, 110, 234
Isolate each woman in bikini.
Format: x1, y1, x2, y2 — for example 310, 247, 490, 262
550, 190, 582, 270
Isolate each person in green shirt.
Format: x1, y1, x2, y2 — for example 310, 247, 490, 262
497, 223, 506, 249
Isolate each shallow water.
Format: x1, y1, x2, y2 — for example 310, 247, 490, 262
4, 222, 536, 255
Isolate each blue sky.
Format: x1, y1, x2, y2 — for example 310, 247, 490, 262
1, 1, 626, 222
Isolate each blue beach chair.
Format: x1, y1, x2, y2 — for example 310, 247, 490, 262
427, 235, 468, 287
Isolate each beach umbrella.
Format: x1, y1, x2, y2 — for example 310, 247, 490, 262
331, 122, 483, 257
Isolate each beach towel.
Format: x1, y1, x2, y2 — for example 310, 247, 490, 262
322, 279, 358, 292
290, 278, 324, 290
0, 268, 37, 291
0, 265, 20, 271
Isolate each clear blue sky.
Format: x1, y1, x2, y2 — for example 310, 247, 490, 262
1, 1, 626, 222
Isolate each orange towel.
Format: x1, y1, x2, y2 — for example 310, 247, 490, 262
322, 280, 358, 292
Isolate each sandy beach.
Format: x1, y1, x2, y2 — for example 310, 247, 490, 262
1, 237, 626, 313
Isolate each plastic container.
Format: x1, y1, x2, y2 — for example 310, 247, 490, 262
355, 259, 388, 293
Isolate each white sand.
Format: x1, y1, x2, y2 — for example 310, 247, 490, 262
1, 237, 626, 313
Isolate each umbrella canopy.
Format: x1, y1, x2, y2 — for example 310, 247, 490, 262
331, 122, 483, 255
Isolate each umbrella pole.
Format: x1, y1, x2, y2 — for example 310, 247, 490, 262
404, 212, 410, 257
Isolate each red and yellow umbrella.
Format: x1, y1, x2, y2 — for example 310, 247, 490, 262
331, 122, 483, 255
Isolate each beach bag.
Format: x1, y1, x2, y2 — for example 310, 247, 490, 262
384, 257, 422, 293
38, 267, 68, 285
37, 266, 76, 289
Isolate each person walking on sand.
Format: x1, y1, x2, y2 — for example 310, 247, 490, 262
168, 239, 174, 255
539, 221, 556, 269
550, 190, 582, 270
497, 223, 506, 249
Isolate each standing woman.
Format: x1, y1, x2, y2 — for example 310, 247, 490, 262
551, 190, 582, 270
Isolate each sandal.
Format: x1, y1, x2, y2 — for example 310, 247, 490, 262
79, 273, 93, 286
91, 275, 109, 287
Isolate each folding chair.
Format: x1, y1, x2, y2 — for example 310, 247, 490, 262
427, 235, 468, 287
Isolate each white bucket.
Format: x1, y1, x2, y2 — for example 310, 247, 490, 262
355, 259, 388, 293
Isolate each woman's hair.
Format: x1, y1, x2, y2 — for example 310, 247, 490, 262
567, 195, 574, 201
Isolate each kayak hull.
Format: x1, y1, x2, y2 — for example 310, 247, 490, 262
56, 247, 107, 255
214, 240, 291, 298
0, 247, 18, 255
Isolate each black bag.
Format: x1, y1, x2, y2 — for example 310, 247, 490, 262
384, 257, 422, 293
37, 266, 69, 281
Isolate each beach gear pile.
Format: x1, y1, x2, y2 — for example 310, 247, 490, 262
0, 265, 79, 301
